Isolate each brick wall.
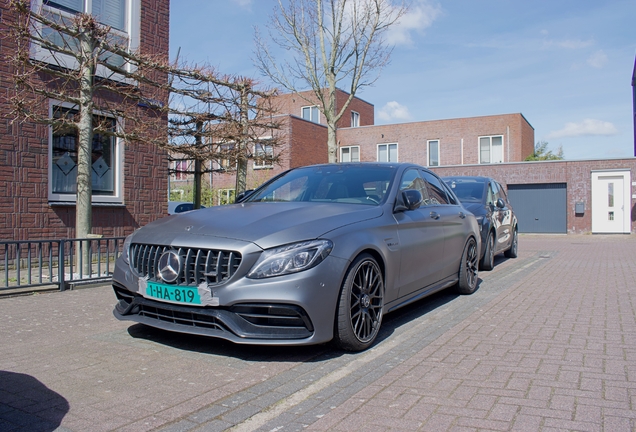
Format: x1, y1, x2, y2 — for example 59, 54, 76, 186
270, 89, 375, 128
0, 0, 170, 241
431, 158, 636, 234
337, 113, 534, 165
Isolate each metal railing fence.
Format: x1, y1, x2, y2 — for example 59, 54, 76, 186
1, 237, 125, 292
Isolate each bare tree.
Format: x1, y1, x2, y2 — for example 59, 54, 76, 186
7, 0, 281, 277
255, 0, 407, 163
7, 0, 171, 272
165, 65, 283, 202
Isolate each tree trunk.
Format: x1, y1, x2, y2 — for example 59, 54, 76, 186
76, 29, 95, 275
327, 123, 338, 163
235, 85, 249, 194
326, 83, 338, 163
193, 121, 203, 208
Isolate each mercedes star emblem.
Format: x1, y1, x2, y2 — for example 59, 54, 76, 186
157, 250, 181, 283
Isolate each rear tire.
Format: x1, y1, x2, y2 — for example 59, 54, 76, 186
334, 254, 384, 351
457, 237, 479, 295
480, 232, 495, 271
504, 229, 518, 258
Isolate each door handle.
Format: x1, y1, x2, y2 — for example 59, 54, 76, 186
430, 211, 440, 220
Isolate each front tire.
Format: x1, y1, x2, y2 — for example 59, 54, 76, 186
480, 232, 495, 271
504, 229, 518, 258
335, 254, 384, 351
457, 237, 479, 295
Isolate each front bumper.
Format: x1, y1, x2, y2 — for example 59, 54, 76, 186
112, 254, 349, 346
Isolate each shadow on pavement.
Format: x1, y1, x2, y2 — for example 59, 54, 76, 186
0, 371, 69, 432
125, 280, 480, 361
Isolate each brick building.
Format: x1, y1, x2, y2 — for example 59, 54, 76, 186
198, 88, 635, 234
1, 0, 170, 241
201, 88, 536, 200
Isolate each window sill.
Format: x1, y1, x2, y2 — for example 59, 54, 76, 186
49, 201, 126, 208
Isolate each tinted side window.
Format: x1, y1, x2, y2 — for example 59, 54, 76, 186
496, 181, 509, 203
441, 181, 458, 205
487, 183, 496, 205
399, 168, 430, 203
491, 181, 502, 203
421, 170, 449, 205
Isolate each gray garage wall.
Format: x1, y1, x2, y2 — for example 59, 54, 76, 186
507, 183, 567, 233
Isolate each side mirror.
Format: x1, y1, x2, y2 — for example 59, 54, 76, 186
394, 189, 423, 212
496, 198, 505, 209
235, 189, 254, 203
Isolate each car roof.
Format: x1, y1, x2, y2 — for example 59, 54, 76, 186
443, 176, 492, 182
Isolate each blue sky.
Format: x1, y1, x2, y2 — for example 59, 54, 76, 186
170, 0, 636, 160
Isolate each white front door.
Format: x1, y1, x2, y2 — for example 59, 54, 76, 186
591, 171, 630, 233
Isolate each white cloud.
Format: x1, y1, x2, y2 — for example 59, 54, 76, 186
587, 50, 608, 68
378, 101, 412, 122
547, 119, 618, 139
232, 0, 252, 9
386, 0, 442, 46
540, 30, 594, 50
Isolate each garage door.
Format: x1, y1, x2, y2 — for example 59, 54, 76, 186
507, 183, 567, 233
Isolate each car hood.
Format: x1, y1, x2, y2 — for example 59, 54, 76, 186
133, 202, 384, 250
462, 202, 486, 217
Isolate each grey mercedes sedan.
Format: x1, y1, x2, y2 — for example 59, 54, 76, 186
112, 163, 481, 351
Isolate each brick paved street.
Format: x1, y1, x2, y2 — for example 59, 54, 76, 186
1, 235, 635, 431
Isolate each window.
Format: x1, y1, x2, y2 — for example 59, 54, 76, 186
173, 160, 188, 180
301, 106, 320, 123
428, 140, 440, 167
479, 136, 503, 164
340, 146, 360, 162
377, 143, 398, 162
35, 0, 140, 73
217, 143, 235, 170
218, 189, 236, 206
351, 111, 360, 127
49, 103, 122, 203
399, 169, 430, 203
420, 170, 449, 205
253, 142, 274, 169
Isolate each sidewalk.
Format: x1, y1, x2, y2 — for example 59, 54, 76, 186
1, 235, 635, 431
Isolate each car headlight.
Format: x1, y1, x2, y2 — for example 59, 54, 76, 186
247, 239, 333, 279
121, 233, 134, 265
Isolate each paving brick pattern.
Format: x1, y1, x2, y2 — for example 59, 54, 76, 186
0, 235, 635, 431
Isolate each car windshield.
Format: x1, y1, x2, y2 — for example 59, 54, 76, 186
244, 164, 396, 205
445, 179, 485, 203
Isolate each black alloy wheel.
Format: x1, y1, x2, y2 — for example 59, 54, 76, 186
504, 229, 518, 258
457, 237, 479, 295
335, 254, 384, 351
480, 232, 495, 271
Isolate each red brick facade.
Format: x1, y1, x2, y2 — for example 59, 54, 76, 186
271, 89, 374, 129
337, 113, 534, 165
432, 159, 636, 234
0, 0, 170, 241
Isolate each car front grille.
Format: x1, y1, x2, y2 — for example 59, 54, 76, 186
130, 243, 241, 286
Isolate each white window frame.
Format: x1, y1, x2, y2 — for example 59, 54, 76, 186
340, 146, 360, 162
377, 143, 398, 162
218, 189, 236, 206
48, 100, 124, 204
253, 139, 274, 169
427, 140, 440, 167
351, 111, 360, 127
31, 0, 141, 78
216, 142, 235, 170
479, 135, 504, 164
301, 105, 320, 123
